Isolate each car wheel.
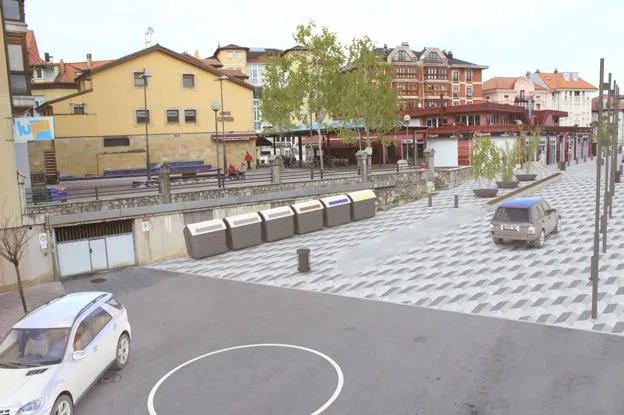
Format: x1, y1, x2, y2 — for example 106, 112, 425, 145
554, 218, 561, 234
51, 394, 73, 415
534, 230, 545, 248
493, 238, 503, 244
113, 333, 130, 370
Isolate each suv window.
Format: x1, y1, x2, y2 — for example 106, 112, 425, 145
541, 201, 552, 213
494, 207, 530, 223
106, 297, 123, 310
535, 204, 544, 219
73, 321, 94, 351
85, 307, 113, 339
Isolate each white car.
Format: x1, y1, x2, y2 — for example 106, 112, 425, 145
0, 292, 131, 415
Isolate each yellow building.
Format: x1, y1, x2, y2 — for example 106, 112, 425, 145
34, 44, 256, 178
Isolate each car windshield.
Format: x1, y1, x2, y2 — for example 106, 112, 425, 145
0, 328, 71, 368
495, 207, 530, 223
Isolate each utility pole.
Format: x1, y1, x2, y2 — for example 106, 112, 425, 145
609, 82, 619, 214
602, 73, 612, 253
591, 58, 605, 320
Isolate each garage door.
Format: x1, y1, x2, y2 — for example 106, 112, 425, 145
55, 220, 136, 278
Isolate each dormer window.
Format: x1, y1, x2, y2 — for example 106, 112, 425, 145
424, 52, 443, 63
394, 50, 410, 62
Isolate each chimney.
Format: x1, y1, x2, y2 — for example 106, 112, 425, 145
536, 69, 540, 73
194, 49, 200, 59
401, 41, 409, 47
526, 71, 530, 76
86, 53, 92, 67
59, 59, 65, 75
554, 68, 558, 74
447, 51, 453, 58
44, 52, 50, 62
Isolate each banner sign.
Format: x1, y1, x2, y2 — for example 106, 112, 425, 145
13, 117, 55, 143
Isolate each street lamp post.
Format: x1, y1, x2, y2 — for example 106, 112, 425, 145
403, 114, 412, 165
140, 69, 152, 180
211, 100, 222, 188
215, 75, 229, 187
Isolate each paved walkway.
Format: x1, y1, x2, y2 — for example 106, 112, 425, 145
0, 282, 65, 334
149, 161, 624, 335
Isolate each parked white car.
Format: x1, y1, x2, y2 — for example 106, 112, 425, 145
0, 292, 131, 415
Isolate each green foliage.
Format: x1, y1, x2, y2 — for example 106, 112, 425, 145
471, 136, 501, 183
500, 141, 518, 182
260, 53, 301, 136
524, 126, 540, 174
336, 36, 398, 148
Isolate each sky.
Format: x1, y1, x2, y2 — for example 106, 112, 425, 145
27, 0, 624, 91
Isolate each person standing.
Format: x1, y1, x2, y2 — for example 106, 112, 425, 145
244, 151, 254, 170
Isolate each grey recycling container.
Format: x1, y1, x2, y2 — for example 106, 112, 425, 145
223, 212, 263, 250
258, 206, 295, 242
320, 194, 352, 227
347, 189, 377, 221
183, 219, 229, 259
291, 200, 324, 235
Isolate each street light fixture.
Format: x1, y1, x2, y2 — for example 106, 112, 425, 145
211, 100, 222, 188
140, 69, 152, 180
403, 114, 414, 165
215, 75, 229, 187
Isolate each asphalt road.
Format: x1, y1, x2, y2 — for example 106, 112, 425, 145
63, 267, 624, 415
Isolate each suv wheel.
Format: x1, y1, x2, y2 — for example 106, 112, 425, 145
534, 230, 545, 248
52, 394, 73, 415
113, 333, 130, 370
493, 238, 503, 244
554, 218, 561, 234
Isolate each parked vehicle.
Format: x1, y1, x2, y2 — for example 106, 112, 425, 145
490, 197, 561, 248
0, 292, 132, 415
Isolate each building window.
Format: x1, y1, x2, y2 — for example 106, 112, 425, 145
249, 64, 265, 86
452, 85, 459, 98
72, 104, 85, 114
466, 86, 473, 98
501, 115, 509, 124
134, 72, 147, 87
184, 109, 197, 123
467, 115, 480, 125
7, 44, 24, 71
394, 50, 411, 62
487, 113, 496, 125
452, 70, 459, 82
536, 103, 541, 110
136, 110, 150, 124
424, 52, 444, 63
466, 100, 473, 105
253, 99, 261, 132
2, 0, 22, 20
466, 70, 473, 82
226, 52, 233, 59
35, 68, 43, 79
182, 74, 195, 88
452, 100, 459, 106
503, 94, 509, 99
9, 74, 28, 95
166, 109, 179, 123
103, 137, 130, 147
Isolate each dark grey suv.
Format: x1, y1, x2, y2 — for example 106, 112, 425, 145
490, 197, 561, 248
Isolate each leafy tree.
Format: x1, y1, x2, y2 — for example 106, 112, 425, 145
0, 200, 31, 314
471, 136, 501, 185
524, 126, 540, 174
336, 35, 399, 155
290, 21, 345, 170
260, 52, 303, 158
500, 141, 518, 182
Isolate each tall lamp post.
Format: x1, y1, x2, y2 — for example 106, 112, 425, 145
215, 75, 229, 187
211, 100, 222, 188
403, 114, 412, 164
140, 69, 152, 180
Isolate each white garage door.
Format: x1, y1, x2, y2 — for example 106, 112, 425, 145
55, 220, 136, 278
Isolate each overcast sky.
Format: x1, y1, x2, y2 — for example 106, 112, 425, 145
27, 0, 623, 90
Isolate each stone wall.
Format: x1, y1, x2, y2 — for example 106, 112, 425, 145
434, 166, 472, 190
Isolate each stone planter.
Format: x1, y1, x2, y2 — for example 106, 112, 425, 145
496, 181, 519, 189
515, 173, 537, 182
473, 188, 499, 198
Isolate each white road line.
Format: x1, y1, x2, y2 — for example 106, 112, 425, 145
146, 343, 344, 415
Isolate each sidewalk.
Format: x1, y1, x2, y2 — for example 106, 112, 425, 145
0, 282, 66, 334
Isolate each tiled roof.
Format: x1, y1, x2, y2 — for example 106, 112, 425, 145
26, 30, 49, 66
591, 96, 624, 111
248, 48, 282, 62
536, 72, 597, 91
483, 77, 519, 90
203, 56, 223, 67
74, 44, 254, 90
56, 59, 110, 83
221, 69, 248, 80
218, 43, 249, 51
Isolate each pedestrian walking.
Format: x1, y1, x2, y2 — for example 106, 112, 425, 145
244, 151, 254, 170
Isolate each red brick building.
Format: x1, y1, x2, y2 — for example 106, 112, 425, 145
376, 42, 488, 111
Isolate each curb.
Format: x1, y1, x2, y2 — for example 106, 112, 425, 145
486, 172, 562, 207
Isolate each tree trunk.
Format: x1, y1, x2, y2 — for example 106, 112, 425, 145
317, 127, 324, 171
14, 262, 27, 314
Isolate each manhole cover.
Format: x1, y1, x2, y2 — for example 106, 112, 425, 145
91, 277, 107, 284
98, 371, 121, 384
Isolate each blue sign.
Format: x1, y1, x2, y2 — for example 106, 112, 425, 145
13, 117, 55, 143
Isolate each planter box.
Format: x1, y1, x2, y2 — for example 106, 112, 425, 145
496, 181, 519, 189
473, 188, 499, 198
515, 173, 537, 182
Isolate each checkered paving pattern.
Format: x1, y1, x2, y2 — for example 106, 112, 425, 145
150, 159, 624, 335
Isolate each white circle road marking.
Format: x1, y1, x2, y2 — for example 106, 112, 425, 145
147, 343, 345, 415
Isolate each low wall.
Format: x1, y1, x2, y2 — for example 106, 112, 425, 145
435, 166, 472, 190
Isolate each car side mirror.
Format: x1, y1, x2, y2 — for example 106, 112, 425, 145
72, 350, 87, 361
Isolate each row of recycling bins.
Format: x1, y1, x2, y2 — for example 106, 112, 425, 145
184, 189, 376, 259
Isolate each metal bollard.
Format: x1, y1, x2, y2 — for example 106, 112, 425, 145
310, 163, 314, 180
584, 156, 587, 162
454, 195, 459, 208
428, 194, 432, 207
320, 169, 324, 180
297, 248, 310, 272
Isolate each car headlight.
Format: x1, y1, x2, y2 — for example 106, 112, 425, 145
528, 225, 536, 235
17, 399, 45, 415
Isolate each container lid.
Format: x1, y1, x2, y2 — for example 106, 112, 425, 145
185, 219, 226, 235
320, 194, 351, 207
258, 206, 294, 221
347, 189, 376, 202
223, 212, 262, 228
291, 200, 324, 214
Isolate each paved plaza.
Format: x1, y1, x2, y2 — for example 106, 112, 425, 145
151, 159, 624, 336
